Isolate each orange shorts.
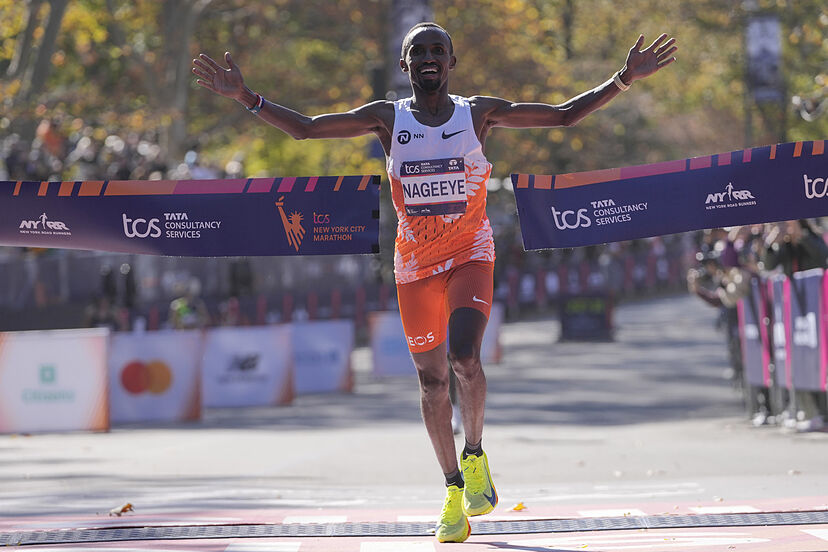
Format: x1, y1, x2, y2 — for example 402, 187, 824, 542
396, 261, 494, 353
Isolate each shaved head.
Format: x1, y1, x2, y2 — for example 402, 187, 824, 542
401, 22, 454, 59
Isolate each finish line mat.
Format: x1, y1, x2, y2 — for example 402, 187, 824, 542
512, 140, 826, 250
4, 510, 828, 545
0, 175, 380, 256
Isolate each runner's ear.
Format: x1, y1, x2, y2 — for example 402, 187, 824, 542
400, 58, 409, 73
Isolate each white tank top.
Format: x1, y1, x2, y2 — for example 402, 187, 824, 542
386, 95, 495, 284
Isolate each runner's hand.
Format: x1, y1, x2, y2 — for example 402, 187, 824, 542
192, 52, 245, 100
621, 34, 677, 83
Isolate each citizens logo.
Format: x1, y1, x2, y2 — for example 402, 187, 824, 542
22, 364, 75, 403
275, 195, 305, 251
121, 360, 173, 395
704, 182, 756, 210
18, 213, 71, 236
803, 174, 827, 199
551, 206, 591, 230
122, 213, 162, 238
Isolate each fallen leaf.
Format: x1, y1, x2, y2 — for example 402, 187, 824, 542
109, 503, 134, 517
511, 502, 527, 511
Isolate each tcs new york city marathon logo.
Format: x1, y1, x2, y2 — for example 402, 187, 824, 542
275, 195, 305, 251
120, 360, 173, 395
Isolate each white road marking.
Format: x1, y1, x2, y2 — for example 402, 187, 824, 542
225, 543, 302, 552
512, 531, 769, 550
361, 543, 435, 552
802, 528, 828, 541
689, 505, 760, 514
578, 508, 648, 517
281, 515, 347, 524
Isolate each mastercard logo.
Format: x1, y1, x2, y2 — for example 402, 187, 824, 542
121, 360, 173, 395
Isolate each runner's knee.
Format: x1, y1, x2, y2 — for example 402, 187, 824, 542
416, 365, 450, 395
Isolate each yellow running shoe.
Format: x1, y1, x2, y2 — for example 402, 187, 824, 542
461, 451, 498, 516
435, 484, 471, 543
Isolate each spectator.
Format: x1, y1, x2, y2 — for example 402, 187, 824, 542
168, 278, 210, 329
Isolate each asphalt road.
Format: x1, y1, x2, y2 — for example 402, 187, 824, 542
2, 294, 827, 551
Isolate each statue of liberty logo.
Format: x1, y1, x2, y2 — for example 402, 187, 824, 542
274, 196, 305, 252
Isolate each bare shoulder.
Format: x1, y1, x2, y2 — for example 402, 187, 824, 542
353, 99, 396, 127
468, 95, 511, 114
468, 95, 512, 130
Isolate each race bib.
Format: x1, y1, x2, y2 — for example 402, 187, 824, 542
400, 157, 466, 216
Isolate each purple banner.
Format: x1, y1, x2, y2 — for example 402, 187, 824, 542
768, 275, 789, 389
0, 176, 380, 256
786, 268, 825, 392
737, 277, 771, 387
512, 140, 827, 249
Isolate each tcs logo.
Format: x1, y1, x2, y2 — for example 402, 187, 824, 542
121, 360, 173, 395
551, 206, 591, 230
407, 332, 435, 347
122, 213, 161, 238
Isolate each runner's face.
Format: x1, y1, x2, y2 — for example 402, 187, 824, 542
401, 28, 455, 93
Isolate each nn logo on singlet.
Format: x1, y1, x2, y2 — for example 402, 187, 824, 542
397, 130, 424, 145
274, 195, 305, 251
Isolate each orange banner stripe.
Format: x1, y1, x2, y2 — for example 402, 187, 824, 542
516, 174, 529, 189
769, 144, 777, 159
13, 181, 21, 196
718, 152, 731, 166
358, 175, 371, 190
58, 181, 75, 196
555, 167, 622, 189
333, 175, 345, 191
793, 141, 803, 157
38, 181, 49, 196
105, 180, 177, 195
813, 140, 825, 156
79, 181, 104, 196
532, 175, 552, 189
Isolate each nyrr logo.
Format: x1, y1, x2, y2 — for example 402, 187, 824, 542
275, 195, 305, 251
705, 182, 755, 205
803, 174, 827, 199
551, 206, 591, 230
19, 213, 71, 234
122, 213, 161, 238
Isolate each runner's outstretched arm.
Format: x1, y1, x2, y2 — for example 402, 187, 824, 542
475, 34, 677, 131
192, 52, 391, 141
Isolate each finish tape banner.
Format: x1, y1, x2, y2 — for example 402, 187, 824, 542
0, 175, 380, 256
512, 140, 826, 250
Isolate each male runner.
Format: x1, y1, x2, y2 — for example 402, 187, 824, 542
193, 23, 676, 542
